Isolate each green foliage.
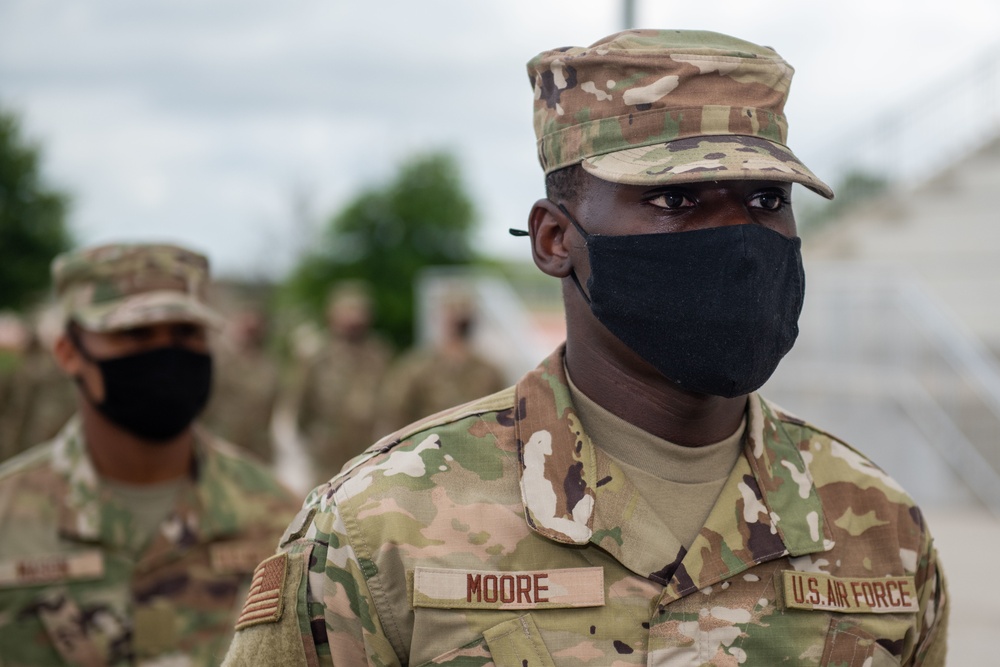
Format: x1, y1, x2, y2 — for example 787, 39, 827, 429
284, 151, 479, 348
0, 107, 73, 310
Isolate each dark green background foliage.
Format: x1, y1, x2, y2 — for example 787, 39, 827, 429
0, 107, 72, 310
285, 151, 479, 349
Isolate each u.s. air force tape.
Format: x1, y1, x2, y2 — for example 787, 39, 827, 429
782, 571, 919, 614
412, 567, 605, 610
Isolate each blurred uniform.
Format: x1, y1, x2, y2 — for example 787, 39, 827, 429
380, 293, 506, 432
0, 243, 299, 666
202, 310, 280, 463
0, 336, 76, 460
294, 283, 391, 484
0, 314, 27, 459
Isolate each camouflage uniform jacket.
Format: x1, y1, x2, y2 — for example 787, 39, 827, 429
0, 417, 300, 666
224, 347, 947, 666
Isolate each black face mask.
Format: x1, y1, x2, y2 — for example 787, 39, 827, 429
562, 204, 805, 398
71, 330, 213, 441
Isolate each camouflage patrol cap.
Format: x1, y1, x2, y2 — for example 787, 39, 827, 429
528, 29, 834, 198
51, 243, 222, 332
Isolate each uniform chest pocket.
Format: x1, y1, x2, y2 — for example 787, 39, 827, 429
418, 614, 556, 667
821, 618, 901, 667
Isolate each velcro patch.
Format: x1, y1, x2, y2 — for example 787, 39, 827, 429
235, 553, 287, 630
783, 570, 919, 614
413, 567, 604, 610
0, 550, 104, 588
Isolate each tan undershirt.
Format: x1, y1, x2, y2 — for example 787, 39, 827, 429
566, 369, 745, 550
104, 477, 186, 555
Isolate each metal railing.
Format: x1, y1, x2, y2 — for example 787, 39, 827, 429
810, 42, 1000, 191
764, 262, 1000, 517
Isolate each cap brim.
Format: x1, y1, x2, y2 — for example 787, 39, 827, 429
582, 135, 834, 199
72, 290, 224, 333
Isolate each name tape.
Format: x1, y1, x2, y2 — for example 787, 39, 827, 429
412, 566, 605, 610
0, 550, 104, 588
783, 570, 919, 614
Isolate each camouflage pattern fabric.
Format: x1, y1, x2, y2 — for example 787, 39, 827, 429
0, 416, 300, 666
51, 243, 222, 333
527, 30, 834, 198
293, 334, 392, 486
223, 347, 947, 666
378, 348, 507, 434
0, 346, 77, 461
201, 346, 280, 463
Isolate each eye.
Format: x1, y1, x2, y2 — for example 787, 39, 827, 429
647, 192, 695, 210
122, 326, 157, 341
748, 189, 790, 211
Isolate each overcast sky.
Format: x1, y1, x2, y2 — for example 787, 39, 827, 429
2, 0, 999, 278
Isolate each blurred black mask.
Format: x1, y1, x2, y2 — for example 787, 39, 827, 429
70, 329, 213, 441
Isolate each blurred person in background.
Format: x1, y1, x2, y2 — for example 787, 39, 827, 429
0, 243, 299, 666
0, 312, 77, 461
292, 280, 391, 485
225, 30, 946, 666
201, 307, 280, 464
378, 289, 507, 432
0, 312, 29, 458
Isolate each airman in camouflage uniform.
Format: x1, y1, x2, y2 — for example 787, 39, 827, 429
379, 292, 507, 433
202, 309, 281, 463
0, 329, 77, 461
0, 243, 299, 666
224, 30, 947, 666
293, 282, 392, 485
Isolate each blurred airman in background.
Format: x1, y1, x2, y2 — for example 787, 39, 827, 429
292, 280, 391, 485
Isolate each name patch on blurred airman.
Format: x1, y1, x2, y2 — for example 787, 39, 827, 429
210, 541, 277, 575
783, 571, 918, 614
412, 566, 604, 610
235, 553, 287, 630
0, 550, 104, 588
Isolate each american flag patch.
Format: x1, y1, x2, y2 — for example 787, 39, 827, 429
235, 553, 287, 630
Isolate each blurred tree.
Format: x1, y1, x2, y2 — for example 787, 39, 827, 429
285, 151, 478, 349
0, 106, 72, 310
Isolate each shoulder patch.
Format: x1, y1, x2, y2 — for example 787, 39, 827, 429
235, 553, 288, 630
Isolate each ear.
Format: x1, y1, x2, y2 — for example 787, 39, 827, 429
528, 199, 577, 279
52, 331, 83, 377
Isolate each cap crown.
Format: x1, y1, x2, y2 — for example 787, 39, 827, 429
527, 30, 794, 174
52, 243, 215, 331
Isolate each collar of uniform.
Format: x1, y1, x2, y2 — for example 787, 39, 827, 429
514, 348, 832, 587
52, 418, 239, 549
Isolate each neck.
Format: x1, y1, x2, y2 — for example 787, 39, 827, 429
78, 398, 195, 484
564, 289, 747, 447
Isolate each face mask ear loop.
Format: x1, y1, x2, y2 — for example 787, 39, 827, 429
555, 202, 594, 307
66, 322, 99, 363
66, 323, 103, 406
